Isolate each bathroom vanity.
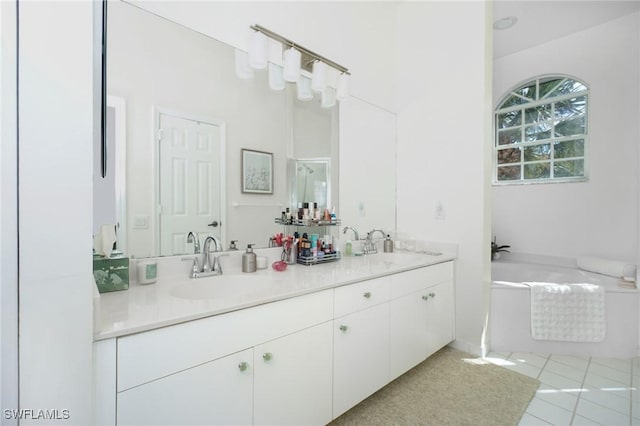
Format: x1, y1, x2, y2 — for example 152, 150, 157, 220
94, 251, 455, 425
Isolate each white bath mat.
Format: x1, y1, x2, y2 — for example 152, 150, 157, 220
528, 282, 606, 343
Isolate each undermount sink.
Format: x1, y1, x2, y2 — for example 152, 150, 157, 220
170, 275, 267, 300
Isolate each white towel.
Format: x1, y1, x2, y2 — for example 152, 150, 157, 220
528, 282, 606, 343
577, 256, 636, 280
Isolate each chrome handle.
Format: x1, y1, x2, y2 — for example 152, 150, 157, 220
363, 292, 371, 299
422, 295, 429, 300
429, 292, 436, 298
262, 352, 273, 362
238, 361, 249, 372
339, 325, 348, 332
208, 220, 219, 227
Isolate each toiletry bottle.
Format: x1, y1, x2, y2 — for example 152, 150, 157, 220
345, 240, 352, 256
330, 206, 337, 221
242, 244, 257, 273
384, 234, 394, 253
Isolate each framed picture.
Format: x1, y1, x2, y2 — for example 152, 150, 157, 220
242, 149, 273, 194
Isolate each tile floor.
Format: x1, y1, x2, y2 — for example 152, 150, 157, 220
485, 351, 639, 426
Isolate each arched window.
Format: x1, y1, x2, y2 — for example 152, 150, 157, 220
494, 76, 589, 183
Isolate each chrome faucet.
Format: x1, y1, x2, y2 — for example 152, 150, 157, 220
182, 234, 226, 278
342, 226, 360, 241
202, 236, 221, 272
187, 231, 201, 254
364, 229, 385, 254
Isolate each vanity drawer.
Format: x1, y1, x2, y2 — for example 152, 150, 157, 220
117, 289, 333, 392
389, 261, 454, 299
334, 276, 390, 318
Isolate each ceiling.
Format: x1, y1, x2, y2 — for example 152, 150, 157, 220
493, 1, 640, 58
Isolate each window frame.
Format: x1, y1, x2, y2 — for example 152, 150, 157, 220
493, 75, 590, 186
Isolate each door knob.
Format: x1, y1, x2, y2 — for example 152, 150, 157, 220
208, 220, 219, 227
363, 292, 371, 299
262, 352, 273, 362
238, 361, 249, 372
339, 325, 348, 332
429, 292, 436, 298
422, 295, 429, 300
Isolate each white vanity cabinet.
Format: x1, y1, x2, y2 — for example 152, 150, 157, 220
388, 262, 454, 380
95, 260, 455, 425
332, 277, 390, 418
117, 348, 254, 426
253, 321, 333, 426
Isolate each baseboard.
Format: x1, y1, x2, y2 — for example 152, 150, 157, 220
448, 339, 483, 357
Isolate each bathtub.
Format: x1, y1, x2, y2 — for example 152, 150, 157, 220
490, 259, 639, 358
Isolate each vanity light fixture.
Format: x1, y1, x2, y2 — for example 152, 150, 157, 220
238, 24, 350, 106
248, 29, 268, 69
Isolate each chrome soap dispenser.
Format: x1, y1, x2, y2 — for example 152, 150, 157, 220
242, 244, 257, 273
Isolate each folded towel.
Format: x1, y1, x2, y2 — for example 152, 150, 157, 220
577, 256, 636, 280
529, 282, 606, 343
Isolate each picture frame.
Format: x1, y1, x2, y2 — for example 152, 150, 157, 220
241, 148, 273, 194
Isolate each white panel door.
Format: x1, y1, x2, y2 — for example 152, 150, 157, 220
424, 280, 454, 357
389, 288, 430, 380
254, 322, 333, 426
158, 113, 223, 255
117, 348, 253, 426
333, 303, 389, 419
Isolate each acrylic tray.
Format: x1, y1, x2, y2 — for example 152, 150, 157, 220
297, 252, 341, 266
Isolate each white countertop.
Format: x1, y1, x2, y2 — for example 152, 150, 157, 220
94, 250, 455, 341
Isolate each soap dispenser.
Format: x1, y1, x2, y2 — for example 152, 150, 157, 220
242, 244, 257, 273
383, 235, 394, 253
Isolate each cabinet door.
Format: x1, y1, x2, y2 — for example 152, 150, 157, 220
254, 322, 333, 426
117, 348, 253, 426
333, 303, 389, 419
389, 289, 430, 380
425, 280, 454, 357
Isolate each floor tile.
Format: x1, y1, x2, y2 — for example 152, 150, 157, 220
484, 351, 512, 366
575, 398, 631, 426
585, 370, 634, 391
535, 384, 579, 412
526, 397, 574, 425
509, 352, 549, 369
590, 357, 632, 374
505, 361, 543, 379
518, 412, 553, 426
571, 414, 602, 425
550, 354, 590, 370
588, 361, 631, 385
539, 370, 584, 392
544, 359, 588, 383
579, 385, 631, 416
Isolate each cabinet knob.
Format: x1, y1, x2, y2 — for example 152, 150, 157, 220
262, 352, 273, 362
238, 361, 249, 372
363, 292, 371, 299
429, 292, 436, 298
339, 325, 348, 332
422, 295, 429, 300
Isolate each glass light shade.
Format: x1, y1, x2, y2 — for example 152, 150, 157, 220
336, 73, 350, 100
268, 63, 285, 91
321, 86, 336, 109
297, 76, 313, 101
248, 30, 268, 70
311, 61, 327, 92
282, 47, 301, 83
234, 49, 254, 79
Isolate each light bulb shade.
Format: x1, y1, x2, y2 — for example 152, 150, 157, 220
297, 76, 313, 101
234, 49, 254, 79
311, 61, 327, 92
268, 63, 285, 91
283, 47, 301, 83
336, 73, 350, 100
248, 30, 268, 70
321, 86, 336, 109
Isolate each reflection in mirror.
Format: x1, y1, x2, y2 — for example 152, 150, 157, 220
104, 1, 338, 258
295, 159, 331, 212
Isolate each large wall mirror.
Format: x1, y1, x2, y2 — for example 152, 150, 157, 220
95, 0, 339, 258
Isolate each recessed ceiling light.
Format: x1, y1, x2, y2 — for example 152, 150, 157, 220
493, 16, 518, 31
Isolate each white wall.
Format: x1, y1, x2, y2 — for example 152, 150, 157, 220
493, 13, 640, 262
395, 1, 492, 355
18, 2, 94, 423
1, 0, 18, 419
